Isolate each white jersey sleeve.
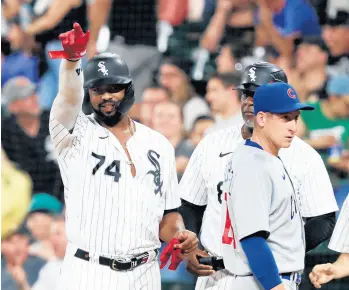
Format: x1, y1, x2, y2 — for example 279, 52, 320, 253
279, 136, 338, 217
164, 145, 181, 210
328, 193, 349, 253
179, 137, 208, 206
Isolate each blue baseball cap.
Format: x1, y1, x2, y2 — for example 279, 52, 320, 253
254, 83, 314, 115
327, 75, 349, 96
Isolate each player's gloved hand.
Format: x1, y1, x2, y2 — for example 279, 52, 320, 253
173, 230, 198, 255
48, 22, 90, 60
309, 263, 337, 288
186, 249, 216, 276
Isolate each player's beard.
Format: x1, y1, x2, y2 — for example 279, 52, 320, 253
93, 100, 124, 126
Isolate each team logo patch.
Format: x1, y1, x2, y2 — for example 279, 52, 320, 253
147, 150, 163, 196
248, 67, 256, 82
98, 61, 109, 76
287, 88, 296, 99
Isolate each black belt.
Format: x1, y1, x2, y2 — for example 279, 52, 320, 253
74, 248, 159, 271
198, 256, 225, 271
198, 256, 302, 284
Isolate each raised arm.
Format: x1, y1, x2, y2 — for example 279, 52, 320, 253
51, 60, 84, 131
87, 0, 112, 58
26, 0, 81, 36
49, 23, 90, 131
200, 0, 234, 52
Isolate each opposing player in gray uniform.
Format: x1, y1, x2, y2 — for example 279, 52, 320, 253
222, 82, 314, 290
309, 193, 349, 288
48, 23, 198, 290
179, 62, 338, 289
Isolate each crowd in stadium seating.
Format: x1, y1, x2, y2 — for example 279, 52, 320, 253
1, 0, 349, 289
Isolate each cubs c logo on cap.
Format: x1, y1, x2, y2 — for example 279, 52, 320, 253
287, 88, 296, 99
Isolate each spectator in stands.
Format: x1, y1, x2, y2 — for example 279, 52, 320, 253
328, 144, 349, 180
140, 86, 171, 127
323, 10, 349, 76
200, 0, 254, 53
216, 44, 237, 74
256, 0, 321, 62
189, 115, 214, 147
294, 37, 329, 101
86, 0, 112, 58
1, 225, 46, 290
152, 102, 194, 180
26, 193, 63, 261
1, 21, 39, 87
7, 216, 67, 290
298, 75, 349, 170
108, 0, 173, 101
1, 77, 64, 202
205, 72, 243, 133
159, 58, 210, 131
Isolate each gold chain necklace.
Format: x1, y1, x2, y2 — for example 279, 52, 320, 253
122, 117, 134, 148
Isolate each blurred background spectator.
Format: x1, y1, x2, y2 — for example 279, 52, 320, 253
189, 115, 215, 147
140, 85, 171, 127
152, 101, 194, 180
293, 36, 329, 102
2, 0, 349, 289
158, 57, 210, 131
26, 193, 63, 261
205, 72, 243, 133
1, 77, 64, 202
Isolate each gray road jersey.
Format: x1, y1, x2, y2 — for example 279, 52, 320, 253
221, 143, 305, 275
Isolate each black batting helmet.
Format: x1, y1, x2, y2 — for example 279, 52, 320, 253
235, 62, 288, 94
83, 52, 135, 123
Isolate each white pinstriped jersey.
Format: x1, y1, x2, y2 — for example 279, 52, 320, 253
329, 193, 349, 253
179, 125, 338, 256
49, 111, 180, 257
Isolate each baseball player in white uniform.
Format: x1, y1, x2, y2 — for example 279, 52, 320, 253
48, 23, 198, 290
309, 193, 349, 288
221, 82, 314, 290
179, 62, 338, 289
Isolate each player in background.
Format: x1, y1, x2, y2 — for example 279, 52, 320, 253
309, 193, 349, 288
48, 23, 198, 290
179, 62, 338, 289
222, 82, 314, 290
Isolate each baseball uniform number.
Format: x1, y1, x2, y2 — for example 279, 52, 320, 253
222, 193, 236, 248
217, 181, 224, 204
91, 152, 122, 182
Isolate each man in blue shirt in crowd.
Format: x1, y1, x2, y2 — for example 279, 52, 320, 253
2, 21, 39, 87
256, 0, 321, 60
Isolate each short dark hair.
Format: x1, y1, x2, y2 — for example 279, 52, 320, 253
192, 115, 214, 128
144, 85, 172, 99
209, 72, 242, 88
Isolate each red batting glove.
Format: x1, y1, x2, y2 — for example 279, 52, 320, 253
168, 247, 182, 270
160, 238, 183, 271
48, 22, 90, 60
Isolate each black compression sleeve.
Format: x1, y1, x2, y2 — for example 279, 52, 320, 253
179, 199, 206, 235
305, 212, 336, 252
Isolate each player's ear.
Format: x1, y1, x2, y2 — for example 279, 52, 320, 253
256, 112, 265, 127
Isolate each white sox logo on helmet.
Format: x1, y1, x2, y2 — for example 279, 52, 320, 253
248, 67, 256, 82
98, 61, 108, 76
